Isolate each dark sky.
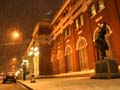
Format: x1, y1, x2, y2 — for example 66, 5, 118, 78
0, 0, 63, 73
0, 0, 63, 42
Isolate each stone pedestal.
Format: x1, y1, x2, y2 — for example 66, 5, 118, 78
91, 59, 120, 79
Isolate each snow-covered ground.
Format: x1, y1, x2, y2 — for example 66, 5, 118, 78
18, 77, 120, 90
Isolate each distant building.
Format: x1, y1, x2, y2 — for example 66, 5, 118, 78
27, 0, 120, 77
27, 20, 52, 77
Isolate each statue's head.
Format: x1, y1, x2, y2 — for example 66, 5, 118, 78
101, 22, 107, 35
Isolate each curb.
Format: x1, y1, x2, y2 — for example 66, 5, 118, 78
17, 81, 33, 90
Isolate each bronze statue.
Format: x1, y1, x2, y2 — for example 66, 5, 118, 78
95, 22, 109, 60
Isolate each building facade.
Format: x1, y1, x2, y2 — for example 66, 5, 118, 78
50, 0, 120, 75
28, 0, 120, 77
27, 21, 52, 77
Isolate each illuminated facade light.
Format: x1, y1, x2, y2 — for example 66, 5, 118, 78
12, 31, 20, 40
34, 51, 39, 56
28, 51, 33, 56
28, 46, 39, 56
34, 47, 39, 52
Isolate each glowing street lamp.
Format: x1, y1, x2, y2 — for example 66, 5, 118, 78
22, 58, 29, 80
11, 57, 17, 72
12, 31, 19, 40
28, 46, 39, 83
12, 57, 17, 63
28, 47, 39, 56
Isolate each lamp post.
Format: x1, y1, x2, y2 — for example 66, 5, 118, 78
28, 46, 39, 83
22, 58, 29, 80
15, 68, 23, 80
28, 47, 39, 56
11, 57, 17, 72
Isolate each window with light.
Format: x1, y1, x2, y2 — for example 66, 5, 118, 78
80, 14, 84, 26
65, 26, 71, 38
90, 4, 97, 16
75, 18, 79, 30
98, 0, 105, 11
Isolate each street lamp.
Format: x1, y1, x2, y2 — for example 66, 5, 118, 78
11, 57, 17, 72
12, 30, 20, 42
13, 31, 19, 39
22, 58, 29, 80
28, 47, 39, 56
28, 46, 39, 83
15, 67, 23, 79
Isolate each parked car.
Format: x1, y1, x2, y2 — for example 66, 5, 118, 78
3, 72, 16, 83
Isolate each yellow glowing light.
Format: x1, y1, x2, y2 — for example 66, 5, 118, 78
13, 31, 19, 39
13, 57, 17, 61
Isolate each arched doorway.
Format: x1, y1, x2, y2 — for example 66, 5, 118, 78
76, 37, 88, 71
57, 50, 62, 73
65, 45, 72, 72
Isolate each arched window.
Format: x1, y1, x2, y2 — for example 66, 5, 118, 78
93, 23, 113, 59
65, 45, 72, 72
76, 37, 88, 70
57, 50, 62, 73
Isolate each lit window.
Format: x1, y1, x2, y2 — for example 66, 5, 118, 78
90, 4, 97, 16
75, 18, 79, 29
65, 46, 72, 72
76, 37, 88, 70
65, 29, 67, 37
65, 26, 71, 38
98, 0, 105, 11
80, 14, 84, 26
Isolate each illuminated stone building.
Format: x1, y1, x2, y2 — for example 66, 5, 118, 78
27, 21, 52, 77
28, 0, 120, 77
50, 0, 120, 76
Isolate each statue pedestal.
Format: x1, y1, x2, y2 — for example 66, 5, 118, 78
91, 59, 120, 79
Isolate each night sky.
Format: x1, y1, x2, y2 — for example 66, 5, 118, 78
0, 0, 63, 73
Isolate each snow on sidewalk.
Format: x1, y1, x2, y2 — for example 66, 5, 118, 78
18, 77, 120, 90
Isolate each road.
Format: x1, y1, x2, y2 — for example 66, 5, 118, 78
0, 81, 29, 90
